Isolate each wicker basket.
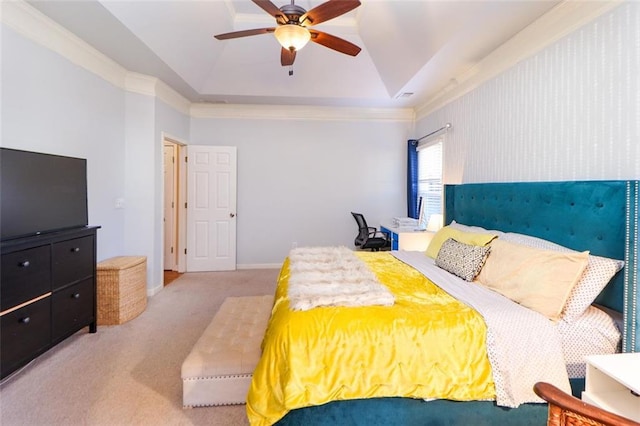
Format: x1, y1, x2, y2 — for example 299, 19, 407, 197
97, 256, 147, 325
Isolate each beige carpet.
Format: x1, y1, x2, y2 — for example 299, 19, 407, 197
0, 268, 280, 426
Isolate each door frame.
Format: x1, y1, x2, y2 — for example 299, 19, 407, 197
161, 133, 187, 275
163, 141, 178, 271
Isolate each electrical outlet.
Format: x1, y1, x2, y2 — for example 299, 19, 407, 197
292, 242, 297, 249
115, 198, 125, 209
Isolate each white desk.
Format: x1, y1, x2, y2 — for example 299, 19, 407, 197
582, 353, 640, 422
380, 222, 435, 251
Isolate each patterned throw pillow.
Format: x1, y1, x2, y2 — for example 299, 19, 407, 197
435, 238, 491, 281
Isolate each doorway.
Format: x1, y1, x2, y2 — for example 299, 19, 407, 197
163, 270, 182, 286
162, 137, 187, 285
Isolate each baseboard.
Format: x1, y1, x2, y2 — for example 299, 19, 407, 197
147, 283, 164, 297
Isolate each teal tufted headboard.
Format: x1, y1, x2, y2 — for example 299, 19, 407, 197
444, 180, 639, 353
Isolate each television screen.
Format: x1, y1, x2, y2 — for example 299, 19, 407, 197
1, 148, 88, 241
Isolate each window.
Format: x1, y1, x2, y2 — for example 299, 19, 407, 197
417, 137, 443, 227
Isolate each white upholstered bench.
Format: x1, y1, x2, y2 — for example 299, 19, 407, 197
181, 295, 274, 407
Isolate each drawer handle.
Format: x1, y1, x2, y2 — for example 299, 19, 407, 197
20, 317, 31, 324
19, 260, 31, 268
72, 293, 80, 299
71, 247, 80, 253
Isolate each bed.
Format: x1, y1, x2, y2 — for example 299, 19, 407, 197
247, 180, 640, 426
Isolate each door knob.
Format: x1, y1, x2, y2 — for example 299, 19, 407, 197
230, 213, 235, 218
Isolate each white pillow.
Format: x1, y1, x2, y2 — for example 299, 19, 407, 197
500, 233, 624, 323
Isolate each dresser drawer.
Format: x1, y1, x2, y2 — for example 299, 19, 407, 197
52, 278, 94, 342
1, 297, 51, 379
52, 236, 94, 289
1, 245, 51, 311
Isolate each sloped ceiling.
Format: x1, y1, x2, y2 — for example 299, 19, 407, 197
27, 0, 561, 109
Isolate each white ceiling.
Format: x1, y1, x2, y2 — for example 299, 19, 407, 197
27, 0, 561, 109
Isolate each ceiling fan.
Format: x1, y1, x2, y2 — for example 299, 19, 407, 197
214, 0, 362, 70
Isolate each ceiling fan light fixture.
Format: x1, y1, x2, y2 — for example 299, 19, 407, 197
274, 24, 311, 51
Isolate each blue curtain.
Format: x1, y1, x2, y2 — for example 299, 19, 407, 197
407, 140, 418, 218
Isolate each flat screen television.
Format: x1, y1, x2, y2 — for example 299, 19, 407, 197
1, 148, 88, 241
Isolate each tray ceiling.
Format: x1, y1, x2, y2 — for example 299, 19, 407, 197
27, 0, 561, 109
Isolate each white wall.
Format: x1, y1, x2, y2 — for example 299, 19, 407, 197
111, 92, 190, 292
1, 24, 127, 261
1, 22, 191, 292
122, 92, 157, 289
190, 116, 412, 265
416, 2, 640, 184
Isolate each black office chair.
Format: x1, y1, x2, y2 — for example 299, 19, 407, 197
351, 212, 390, 251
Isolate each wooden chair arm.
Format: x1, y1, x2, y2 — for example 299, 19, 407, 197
533, 382, 640, 426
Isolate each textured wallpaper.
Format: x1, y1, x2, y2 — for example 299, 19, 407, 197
417, 2, 639, 184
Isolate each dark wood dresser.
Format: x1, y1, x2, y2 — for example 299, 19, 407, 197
1, 226, 100, 379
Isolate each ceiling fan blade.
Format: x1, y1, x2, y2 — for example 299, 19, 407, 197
310, 30, 361, 56
300, 0, 361, 26
281, 48, 296, 66
252, 0, 285, 21
214, 28, 275, 40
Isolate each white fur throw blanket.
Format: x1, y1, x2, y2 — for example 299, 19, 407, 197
287, 247, 395, 311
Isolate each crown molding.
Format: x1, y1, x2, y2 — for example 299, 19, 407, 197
3, 0, 191, 116
414, 0, 624, 121
125, 73, 157, 97
190, 103, 414, 122
155, 80, 192, 115
2, 0, 128, 90
125, 73, 191, 115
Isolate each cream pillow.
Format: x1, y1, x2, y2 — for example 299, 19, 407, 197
499, 232, 624, 323
475, 239, 589, 321
426, 226, 497, 259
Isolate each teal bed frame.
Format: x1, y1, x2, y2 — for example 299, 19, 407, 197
276, 180, 639, 425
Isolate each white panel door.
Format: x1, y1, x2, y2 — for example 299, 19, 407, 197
186, 146, 237, 271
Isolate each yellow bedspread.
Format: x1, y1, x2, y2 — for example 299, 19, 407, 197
247, 252, 495, 425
